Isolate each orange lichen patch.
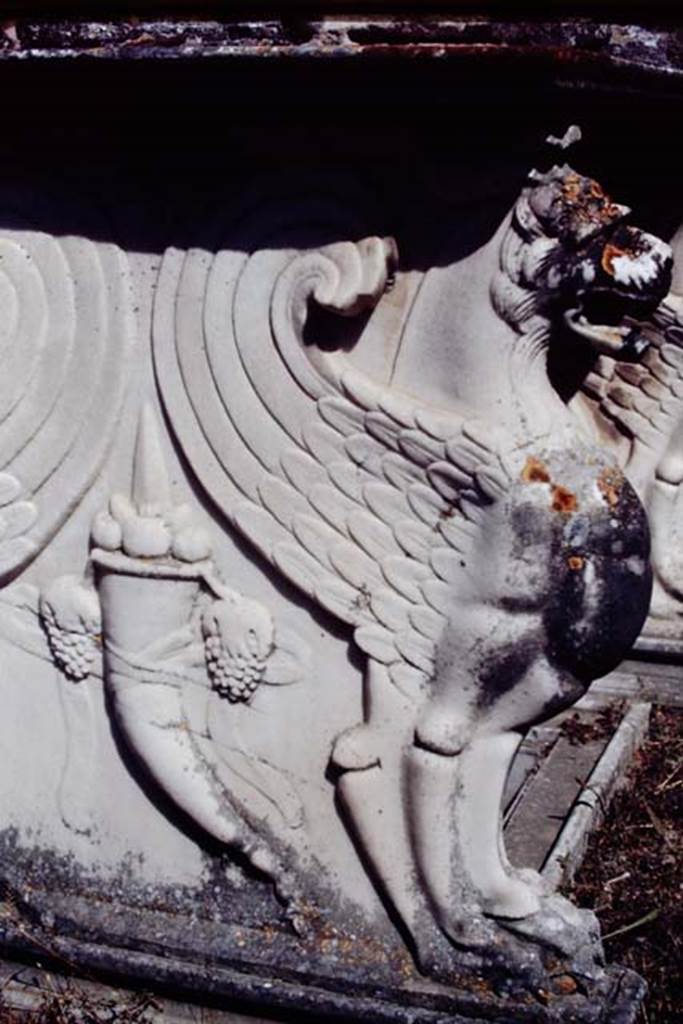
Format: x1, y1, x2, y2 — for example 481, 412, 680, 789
562, 173, 621, 223
567, 555, 585, 571
551, 485, 578, 514
521, 456, 551, 484
553, 975, 579, 996
597, 467, 623, 508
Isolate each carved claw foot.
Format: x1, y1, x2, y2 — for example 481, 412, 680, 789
436, 910, 499, 953
498, 893, 602, 961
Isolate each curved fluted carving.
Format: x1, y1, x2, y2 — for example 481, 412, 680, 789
0, 231, 136, 582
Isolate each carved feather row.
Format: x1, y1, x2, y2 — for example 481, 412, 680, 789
154, 236, 510, 699
0, 231, 135, 582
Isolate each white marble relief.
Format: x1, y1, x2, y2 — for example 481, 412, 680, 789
0, 133, 676, 986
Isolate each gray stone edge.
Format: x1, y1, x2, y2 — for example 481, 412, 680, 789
542, 702, 651, 889
0, 17, 679, 84
0, 919, 647, 1024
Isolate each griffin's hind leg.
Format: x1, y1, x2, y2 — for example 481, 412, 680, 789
405, 733, 539, 948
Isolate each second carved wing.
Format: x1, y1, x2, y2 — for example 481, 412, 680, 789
576, 293, 683, 490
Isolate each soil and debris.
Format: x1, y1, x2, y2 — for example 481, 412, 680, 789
561, 701, 622, 745
565, 705, 682, 1024
0, 986, 159, 1023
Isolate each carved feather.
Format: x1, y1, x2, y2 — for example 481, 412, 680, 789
330, 539, 382, 591
308, 483, 354, 537
315, 576, 364, 624
0, 500, 37, 541
382, 452, 424, 490
431, 548, 466, 584
346, 434, 386, 476
427, 461, 471, 503
303, 421, 342, 466
395, 631, 435, 674
281, 449, 328, 496
409, 604, 445, 643
370, 587, 411, 631
576, 306, 683, 485
340, 369, 383, 412
363, 481, 411, 526
318, 395, 365, 437
328, 460, 373, 502
0, 232, 135, 583
389, 662, 428, 698
407, 484, 450, 528
421, 578, 454, 614
272, 542, 321, 595
365, 411, 402, 450
416, 408, 461, 442
393, 518, 432, 562
381, 556, 431, 603
0, 474, 21, 506
660, 341, 683, 369
379, 392, 415, 428
355, 624, 397, 664
259, 477, 309, 531
293, 514, 336, 568
348, 508, 400, 562
398, 431, 444, 467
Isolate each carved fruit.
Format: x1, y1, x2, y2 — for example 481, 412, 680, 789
121, 516, 172, 558
39, 576, 101, 681
172, 526, 212, 563
109, 492, 135, 523
91, 510, 123, 551
204, 631, 267, 702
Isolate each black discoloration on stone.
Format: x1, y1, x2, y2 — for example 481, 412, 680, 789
546, 470, 651, 684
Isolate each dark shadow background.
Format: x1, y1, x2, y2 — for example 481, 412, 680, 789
0, 54, 680, 261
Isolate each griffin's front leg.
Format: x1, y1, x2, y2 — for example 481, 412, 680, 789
332, 661, 461, 965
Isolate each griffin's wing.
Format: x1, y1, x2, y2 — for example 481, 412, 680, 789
0, 230, 135, 582
154, 231, 509, 697
577, 295, 683, 483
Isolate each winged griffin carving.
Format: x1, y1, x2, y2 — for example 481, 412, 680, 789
151, 139, 672, 982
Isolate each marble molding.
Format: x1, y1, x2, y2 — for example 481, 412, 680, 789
0, 123, 678, 1020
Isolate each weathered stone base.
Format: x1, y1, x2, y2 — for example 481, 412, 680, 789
0, 930, 646, 1024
